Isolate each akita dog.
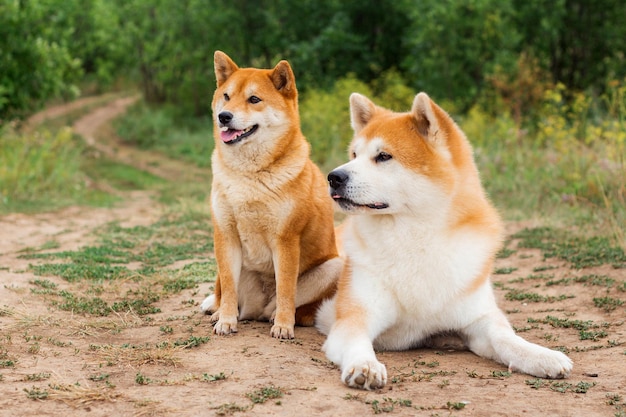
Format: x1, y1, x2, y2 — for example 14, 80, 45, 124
200, 51, 341, 339
316, 92, 573, 389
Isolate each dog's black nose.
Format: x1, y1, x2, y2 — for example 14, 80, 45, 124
218, 111, 233, 125
328, 169, 349, 190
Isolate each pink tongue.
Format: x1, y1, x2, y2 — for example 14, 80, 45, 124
221, 129, 242, 143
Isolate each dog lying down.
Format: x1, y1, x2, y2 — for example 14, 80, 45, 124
315, 92, 573, 390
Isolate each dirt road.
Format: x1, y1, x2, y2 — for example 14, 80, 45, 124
0, 98, 624, 416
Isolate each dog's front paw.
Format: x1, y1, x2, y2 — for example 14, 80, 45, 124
200, 295, 216, 314
342, 359, 387, 390
213, 315, 238, 336
509, 348, 573, 379
270, 323, 294, 339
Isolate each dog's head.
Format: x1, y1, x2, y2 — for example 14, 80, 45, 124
328, 92, 474, 215
211, 51, 299, 148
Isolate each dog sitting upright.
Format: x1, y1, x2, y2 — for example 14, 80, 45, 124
316, 92, 573, 389
201, 51, 341, 339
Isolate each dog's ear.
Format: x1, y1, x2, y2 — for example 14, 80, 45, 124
350, 93, 377, 133
214, 51, 239, 87
411, 92, 441, 140
271, 61, 297, 98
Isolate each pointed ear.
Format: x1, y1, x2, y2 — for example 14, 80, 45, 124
270, 60, 297, 97
349, 93, 377, 133
214, 51, 239, 87
411, 92, 441, 139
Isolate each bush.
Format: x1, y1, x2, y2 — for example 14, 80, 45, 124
0, 126, 86, 211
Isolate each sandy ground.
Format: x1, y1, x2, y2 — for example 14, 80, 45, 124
0, 98, 624, 417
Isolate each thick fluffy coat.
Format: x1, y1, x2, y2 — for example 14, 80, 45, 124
316, 92, 573, 389
201, 51, 341, 339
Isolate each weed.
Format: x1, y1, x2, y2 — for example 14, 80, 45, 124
528, 378, 596, 394
606, 393, 623, 406
202, 372, 227, 382
24, 372, 51, 381
491, 371, 512, 378
88, 373, 109, 382
438, 379, 450, 388
446, 401, 467, 410
31, 263, 130, 282
212, 402, 250, 415
246, 386, 283, 404
532, 315, 595, 331
135, 372, 152, 385
525, 378, 545, 389
533, 265, 557, 272
24, 386, 49, 400
579, 330, 608, 341
550, 381, 572, 393
31, 279, 58, 289
505, 290, 574, 303
593, 297, 624, 312
573, 381, 595, 393
496, 248, 516, 259
173, 335, 209, 348
495, 267, 517, 275
513, 227, 626, 268
0, 360, 15, 368
160, 325, 173, 334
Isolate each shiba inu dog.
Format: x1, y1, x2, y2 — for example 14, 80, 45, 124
316, 92, 573, 389
200, 51, 341, 339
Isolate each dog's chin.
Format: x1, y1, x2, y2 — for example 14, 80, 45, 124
333, 197, 389, 212
220, 124, 259, 145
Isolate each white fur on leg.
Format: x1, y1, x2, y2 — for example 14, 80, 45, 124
323, 329, 386, 390
465, 310, 573, 379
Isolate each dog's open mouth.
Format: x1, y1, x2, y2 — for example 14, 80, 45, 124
332, 195, 389, 210
220, 124, 259, 145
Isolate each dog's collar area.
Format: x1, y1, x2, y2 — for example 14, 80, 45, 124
220, 124, 259, 145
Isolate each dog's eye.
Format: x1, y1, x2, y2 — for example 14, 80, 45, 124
375, 152, 392, 163
223, 93, 230, 101
248, 95, 261, 104
351, 151, 356, 160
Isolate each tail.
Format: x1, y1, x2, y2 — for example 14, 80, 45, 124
314, 296, 337, 335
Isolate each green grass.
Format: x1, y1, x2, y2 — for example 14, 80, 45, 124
505, 290, 574, 303
82, 158, 166, 190
23, 208, 215, 316
246, 386, 284, 404
114, 103, 213, 168
593, 297, 624, 312
512, 227, 626, 268
0, 126, 106, 213
526, 379, 596, 394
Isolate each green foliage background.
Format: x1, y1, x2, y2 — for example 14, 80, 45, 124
1, 0, 625, 119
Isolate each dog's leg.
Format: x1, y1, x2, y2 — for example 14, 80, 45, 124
464, 307, 573, 379
262, 256, 342, 326
322, 264, 392, 390
323, 311, 388, 390
269, 239, 300, 339
211, 225, 242, 335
